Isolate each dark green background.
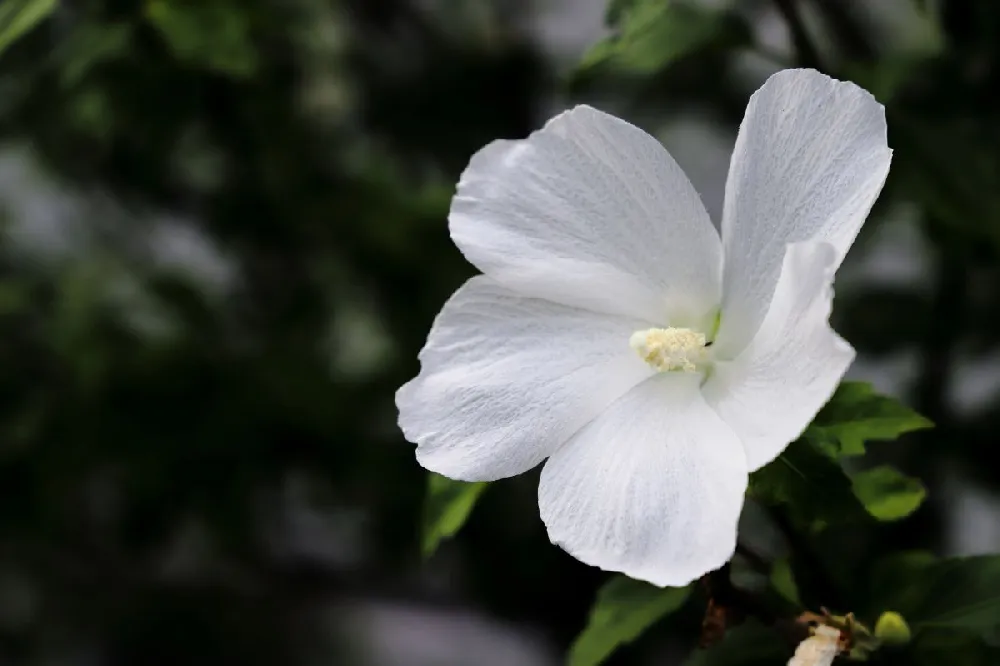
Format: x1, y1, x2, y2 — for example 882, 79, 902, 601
1, 0, 999, 664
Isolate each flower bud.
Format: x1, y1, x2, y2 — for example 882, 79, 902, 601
874, 611, 911, 645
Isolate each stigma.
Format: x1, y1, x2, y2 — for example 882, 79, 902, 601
629, 327, 707, 373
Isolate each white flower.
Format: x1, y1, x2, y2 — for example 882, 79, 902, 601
396, 69, 891, 586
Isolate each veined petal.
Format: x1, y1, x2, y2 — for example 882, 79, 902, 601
538, 373, 748, 587
397, 277, 655, 482
451, 105, 722, 325
716, 69, 891, 357
703, 242, 855, 472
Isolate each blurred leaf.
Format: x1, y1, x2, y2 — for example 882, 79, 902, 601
851, 465, 926, 521
685, 621, 789, 666
144, 0, 257, 77
0, 0, 55, 56
569, 576, 690, 666
806, 382, 932, 458
579, 0, 750, 75
749, 439, 870, 531
730, 551, 768, 592
834, 289, 930, 355
770, 558, 802, 607
847, 57, 925, 105
58, 22, 134, 87
904, 557, 1000, 631
868, 550, 937, 620
893, 114, 1000, 250
69, 85, 114, 136
421, 473, 487, 557
913, 630, 1000, 666
0, 280, 30, 314
603, 0, 634, 24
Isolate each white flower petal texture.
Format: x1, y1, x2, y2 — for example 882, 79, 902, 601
397, 276, 655, 482
397, 68, 891, 585
702, 242, 856, 472
450, 105, 722, 325
538, 374, 748, 587
715, 69, 892, 358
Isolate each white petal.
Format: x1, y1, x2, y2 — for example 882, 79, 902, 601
451, 105, 722, 325
397, 277, 655, 482
788, 626, 841, 666
716, 69, 891, 357
703, 242, 855, 472
538, 374, 748, 587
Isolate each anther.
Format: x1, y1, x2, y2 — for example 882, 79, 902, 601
629, 327, 707, 373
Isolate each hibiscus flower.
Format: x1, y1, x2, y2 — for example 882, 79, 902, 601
397, 68, 891, 586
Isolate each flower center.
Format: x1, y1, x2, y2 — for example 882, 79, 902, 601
629, 327, 707, 373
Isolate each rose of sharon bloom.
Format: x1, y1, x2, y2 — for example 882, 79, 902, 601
396, 68, 891, 586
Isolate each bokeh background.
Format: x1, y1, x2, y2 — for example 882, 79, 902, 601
1, 0, 999, 664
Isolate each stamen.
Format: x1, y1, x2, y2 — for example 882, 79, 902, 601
629, 327, 707, 373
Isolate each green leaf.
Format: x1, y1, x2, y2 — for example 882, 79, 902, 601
851, 465, 926, 521
749, 438, 870, 531
579, 0, 750, 75
905, 556, 1000, 631
684, 621, 789, 666
421, 473, 487, 558
0, 0, 56, 56
806, 382, 932, 458
145, 0, 258, 77
568, 576, 690, 666
770, 558, 802, 607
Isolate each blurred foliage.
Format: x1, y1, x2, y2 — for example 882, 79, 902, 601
568, 576, 690, 666
577, 0, 751, 76
684, 621, 788, 666
769, 558, 801, 608
144, 0, 258, 77
3, 0, 1000, 665
420, 472, 487, 557
0, 0, 55, 56
748, 438, 872, 533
